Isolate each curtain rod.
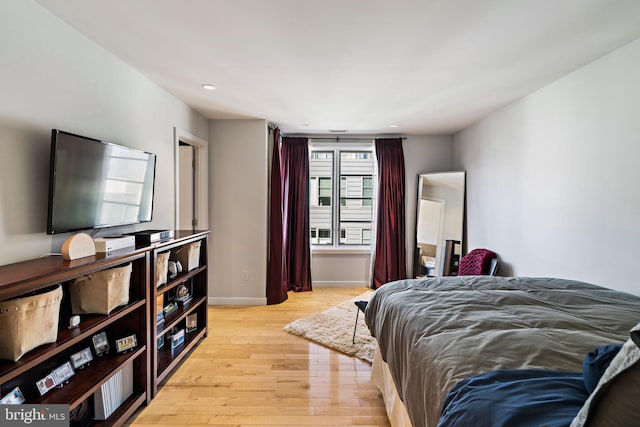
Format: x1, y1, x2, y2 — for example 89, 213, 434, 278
307, 136, 407, 142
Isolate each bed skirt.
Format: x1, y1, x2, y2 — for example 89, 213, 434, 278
371, 347, 413, 427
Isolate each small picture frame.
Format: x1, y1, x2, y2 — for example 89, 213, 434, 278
115, 334, 138, 354
52, 361, 75, 385
70, 347, 93, 370
186, 313, 197, 333
0, 387, 25, 405
170, 328, 185, 350
92, 332, 110, 356
36, 373, 58, 396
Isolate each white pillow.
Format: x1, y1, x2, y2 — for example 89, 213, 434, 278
570, 322, 640, 427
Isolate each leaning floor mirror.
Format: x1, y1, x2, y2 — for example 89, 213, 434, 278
414, 171, 465, 278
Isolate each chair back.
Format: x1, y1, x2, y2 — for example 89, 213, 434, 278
457, 248, 497, 276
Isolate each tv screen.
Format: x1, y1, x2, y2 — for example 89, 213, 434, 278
47, 129, 156, 235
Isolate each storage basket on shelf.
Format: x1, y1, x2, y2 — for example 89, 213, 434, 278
155, 251, 170, 287
69, 263, 132, 315
172, 241, 201, 272
0, 284, 63, 361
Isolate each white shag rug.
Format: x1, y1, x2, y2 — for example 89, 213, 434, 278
283, 291, 376, 363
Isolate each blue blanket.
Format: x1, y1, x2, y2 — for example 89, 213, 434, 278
438, 369, 588, 427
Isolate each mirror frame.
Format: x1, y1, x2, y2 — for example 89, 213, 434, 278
413, 171, 466, 278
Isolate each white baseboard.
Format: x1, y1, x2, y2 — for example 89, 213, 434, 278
208, 296, 266, 306
312, 281, 370, 288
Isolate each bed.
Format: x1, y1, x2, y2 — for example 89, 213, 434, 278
364, 275, 640, 427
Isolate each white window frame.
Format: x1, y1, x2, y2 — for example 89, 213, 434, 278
309, 140, 376, 254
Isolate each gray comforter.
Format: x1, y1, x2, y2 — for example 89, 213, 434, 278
364, 276, 640, 427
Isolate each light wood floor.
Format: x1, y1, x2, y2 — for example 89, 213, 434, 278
128, 288, 391, 427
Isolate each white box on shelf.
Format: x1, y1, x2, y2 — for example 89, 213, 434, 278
93, 236, 136, 253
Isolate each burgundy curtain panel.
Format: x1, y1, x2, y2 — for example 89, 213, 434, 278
372, 138, 407, 289
266, 127, 288, 305
281, 136, 312, 293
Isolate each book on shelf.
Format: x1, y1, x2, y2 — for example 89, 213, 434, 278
94, 362, 133, 420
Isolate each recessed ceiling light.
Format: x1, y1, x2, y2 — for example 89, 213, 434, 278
201, 84, 216, 91
389, 124, 399, 128
302, 123, 311, 127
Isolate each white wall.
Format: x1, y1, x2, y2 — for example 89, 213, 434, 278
312, 252, 373, 288
209, 119, 268, 305
0, 0, 208, 266
454, 37, 640, 294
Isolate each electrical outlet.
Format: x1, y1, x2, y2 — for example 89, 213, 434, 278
241, 270, 249, 281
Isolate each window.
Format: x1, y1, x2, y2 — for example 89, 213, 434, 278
310, 227, 332, 245
362, 177, 373, 207
318, 177, 331, 206
309, 147, 375, 246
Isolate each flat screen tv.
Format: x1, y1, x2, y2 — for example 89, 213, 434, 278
47, 129, 157, 235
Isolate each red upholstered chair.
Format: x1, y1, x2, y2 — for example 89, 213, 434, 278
457, 248, 498, 276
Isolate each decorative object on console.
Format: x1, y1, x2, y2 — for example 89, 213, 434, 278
172, 240, 201, 271
155, 251, 170, 287
163, 302, 178, 317
91, 332, 110, 356
167, 260, 182, 280
36, 361, 75, 396
0, 284, 63, 361
61, 232, 96, 260
115, 334, 138, 354
93, 235, 136, 253
127, 229, 174, 243
70, 347, 93, 370
36, 373, 58, 396
68, 315, 80, 329
0, 387, 25, 405
169, 328, 185, 352
69, 263, 131, 315
52, 361, 75, 385
175, 283, 192, 305
186, 313, 197, 333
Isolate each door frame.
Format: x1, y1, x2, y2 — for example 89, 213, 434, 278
173, 127, 209, 231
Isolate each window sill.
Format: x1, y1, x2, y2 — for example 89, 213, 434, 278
312, 246, 372, 255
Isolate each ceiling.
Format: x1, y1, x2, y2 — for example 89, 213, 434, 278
35, 0, 640, 135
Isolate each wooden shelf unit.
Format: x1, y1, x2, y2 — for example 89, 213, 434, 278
0, 248, 150, 427
149, 231, 209, 397
0, 229, 209, 426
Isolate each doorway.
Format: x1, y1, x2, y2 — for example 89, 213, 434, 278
174, 127, 209, 232
178, 143, 195, 230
